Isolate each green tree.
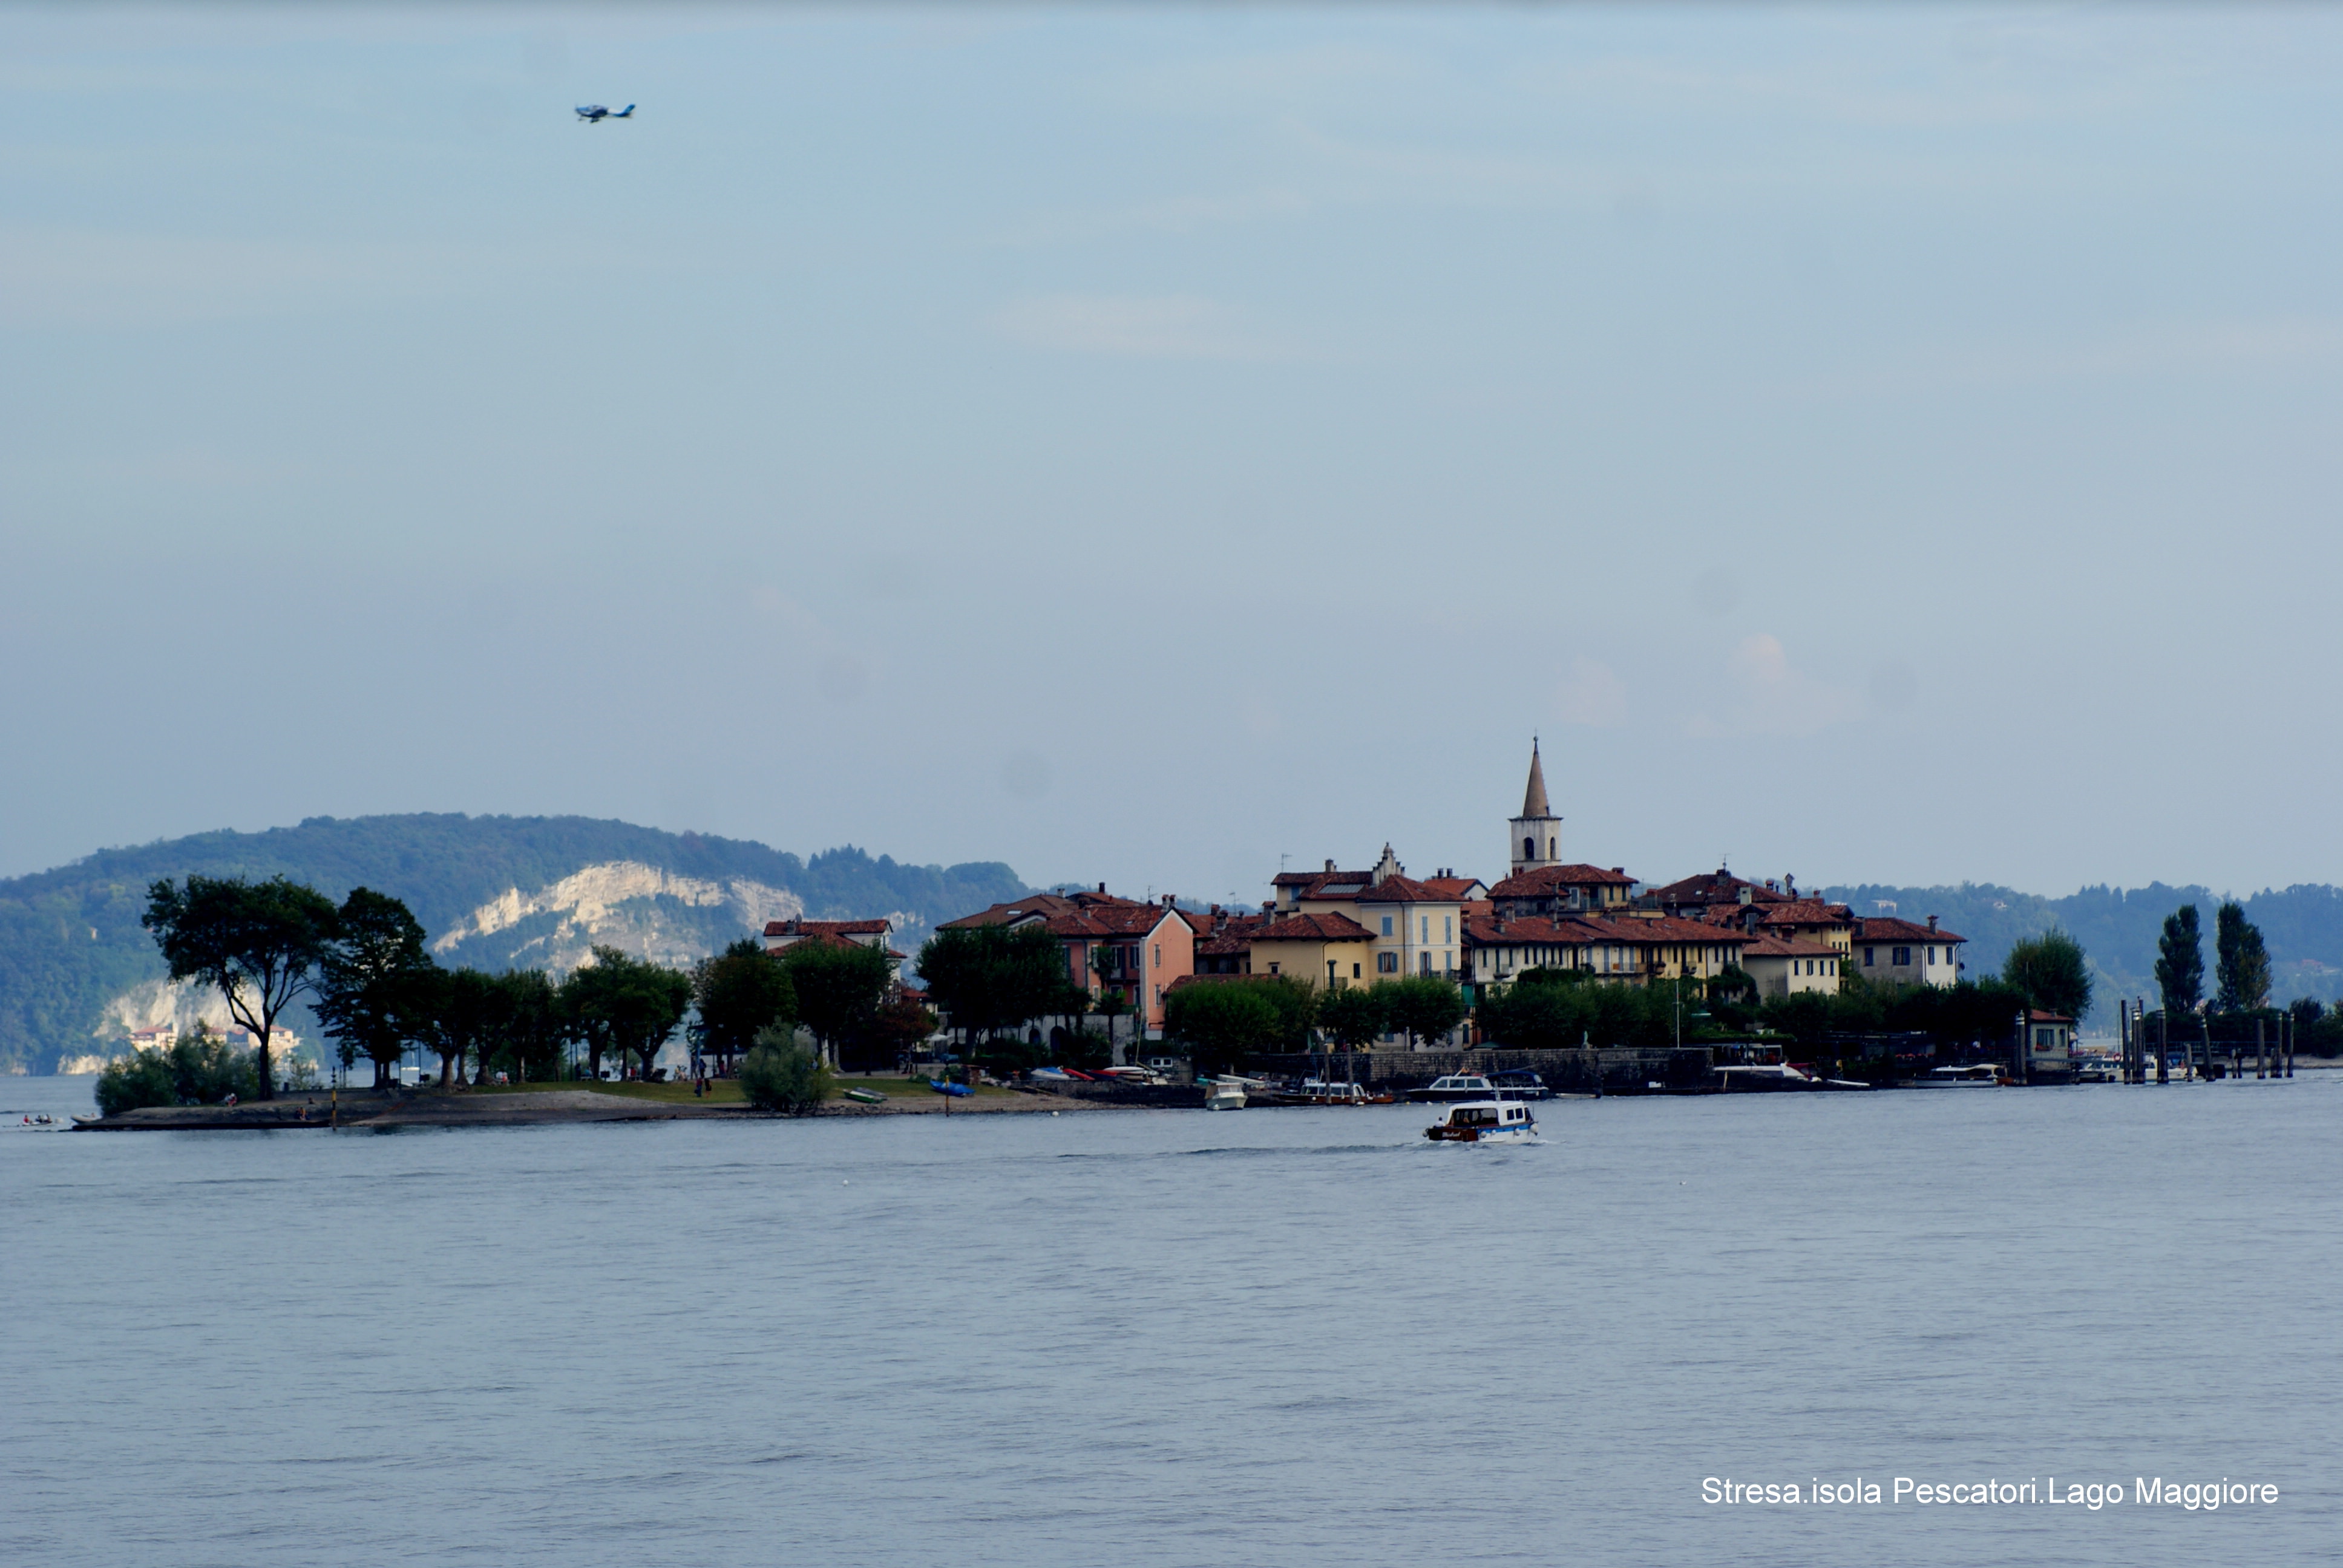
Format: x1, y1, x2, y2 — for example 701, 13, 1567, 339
413, 966, 502, 1088
1254, 974, 1321, 1050
1478, 976, 1598, 1050
779, 939, 894, 1068
2001, 927, 2093, 1022
2214, 901, 2272, 1013
738, 1024, 832, 1114
143, 874, 338, 1100
562, 947, 693, 1080
1317, 985, 1388, 1051
488, 969, 563, 1082
313, 887, 434, 1090
850, 991, 939, 1073
691, 939, 798, 1068
1162, 981, 1280, 1076
1378, 976, 1466, 1049
94, 1024, 261, 1116
2155, 904, 2204, 1016
916, 925, 1068, 1051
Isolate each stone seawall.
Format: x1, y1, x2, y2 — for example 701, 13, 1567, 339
1247, 1047, 1715, 1093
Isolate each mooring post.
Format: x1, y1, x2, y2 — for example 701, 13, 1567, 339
2257, 1016, 2267, 1079
2158, 1008, 2168, 1084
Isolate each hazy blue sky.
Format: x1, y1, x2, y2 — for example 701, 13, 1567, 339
5, 6, 2341, 903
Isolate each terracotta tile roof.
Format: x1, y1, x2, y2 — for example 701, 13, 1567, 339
1250, 912, 1375, 943
1352, 874, 1461, 904
1758, 900, 1853, 927
1487, 864, 1636, 900
1739, 934, 1843, 958
1647, 869, 1788, 907
1420, 877, 1489, 900
763, 917, 891, 938
1852, 917, 1965, 945
1466, 914, 1746, 948
1273, 867, 1369, 889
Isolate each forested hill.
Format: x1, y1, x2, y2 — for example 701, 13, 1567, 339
1822, 881, 2343, 1025
0, 814, 1030, 1074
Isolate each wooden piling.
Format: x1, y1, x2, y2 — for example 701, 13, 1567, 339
2157, 1007, 2168, 1083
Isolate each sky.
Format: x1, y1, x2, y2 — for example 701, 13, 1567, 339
4, 4, 2342, 904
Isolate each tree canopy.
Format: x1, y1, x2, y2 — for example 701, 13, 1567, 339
1378, 976, 1465, 1048
142, 873, 339, 1099
312, 886, 434, 1089
692, 938, 798, 1063
2214, 902, 2272, 1013
778, 939, 894, 1066
2001, 927, 2093, 1021
1316, 985, 1387, 1050
1162, 981, 1282, 1076
562, 947, 693, 1079
2155, 904, 2204, 1015
916, 924, 1067, 1042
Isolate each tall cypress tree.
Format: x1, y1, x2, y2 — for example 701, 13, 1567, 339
2214, 901, 2272, 1013
2154, 904, 2204, 1016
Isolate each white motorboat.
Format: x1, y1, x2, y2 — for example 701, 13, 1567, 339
1918, 1064, 2004, 1086
1424, 1099, 1536, 1143
1405, 1074, 1530, 1104
1202, 1077, 1248, 1111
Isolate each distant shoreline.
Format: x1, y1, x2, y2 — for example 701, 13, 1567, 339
70, 1082, 1108, 1130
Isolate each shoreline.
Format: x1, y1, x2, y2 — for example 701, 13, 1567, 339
70, 1082, 1114, 1130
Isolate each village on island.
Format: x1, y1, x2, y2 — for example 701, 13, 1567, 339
71, 739, 2312, 1131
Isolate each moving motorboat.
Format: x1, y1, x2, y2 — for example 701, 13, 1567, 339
1424, 1099, 1537, 1143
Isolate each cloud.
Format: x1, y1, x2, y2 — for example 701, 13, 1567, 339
989, 294, 1293, 362
1554, 658, 1628, 728
1689, 633, 1861, 737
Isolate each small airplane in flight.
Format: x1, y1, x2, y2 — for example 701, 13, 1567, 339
575, 104, 635, 123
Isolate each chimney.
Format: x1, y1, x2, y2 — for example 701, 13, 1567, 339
1163, 893, 1175, 908
1097, 882, 1106, 895
1325, 858, 1335, 873
1737, 886, 1752, 906
1927, 915, 1939, 932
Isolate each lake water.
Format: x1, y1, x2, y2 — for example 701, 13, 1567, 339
4, 1073, 2336, 1566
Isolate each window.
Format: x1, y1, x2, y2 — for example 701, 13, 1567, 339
1927, 946, 1936, 964
1418, 952, 1433, 975
1864, 947, 1875, 966
1352, 962, 1362, 979
1420, 916, 1429, 944
1381, 916, 1394, 936
1378, 952, 1398, 973
1444, 916, 1453, 942
1524, 836, 1536, 860
1267, 962, 1280, 976
1893, 946, 1911, 966
1153, 944, 1161, 967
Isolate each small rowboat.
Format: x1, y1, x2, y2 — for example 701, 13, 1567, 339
927, 1079, 973, 1097
842, 1087, 887, 1105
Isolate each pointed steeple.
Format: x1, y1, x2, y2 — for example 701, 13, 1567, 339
1522, 737, 1553, 820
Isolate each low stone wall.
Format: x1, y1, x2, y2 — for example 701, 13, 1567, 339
1247, 1047, 1715, 1093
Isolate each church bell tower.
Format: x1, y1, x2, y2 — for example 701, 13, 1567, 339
1509, 739, 1562, 875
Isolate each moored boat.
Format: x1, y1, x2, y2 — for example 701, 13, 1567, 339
843, 1087, 887, 1105
1202, 1077, 1248, 1111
